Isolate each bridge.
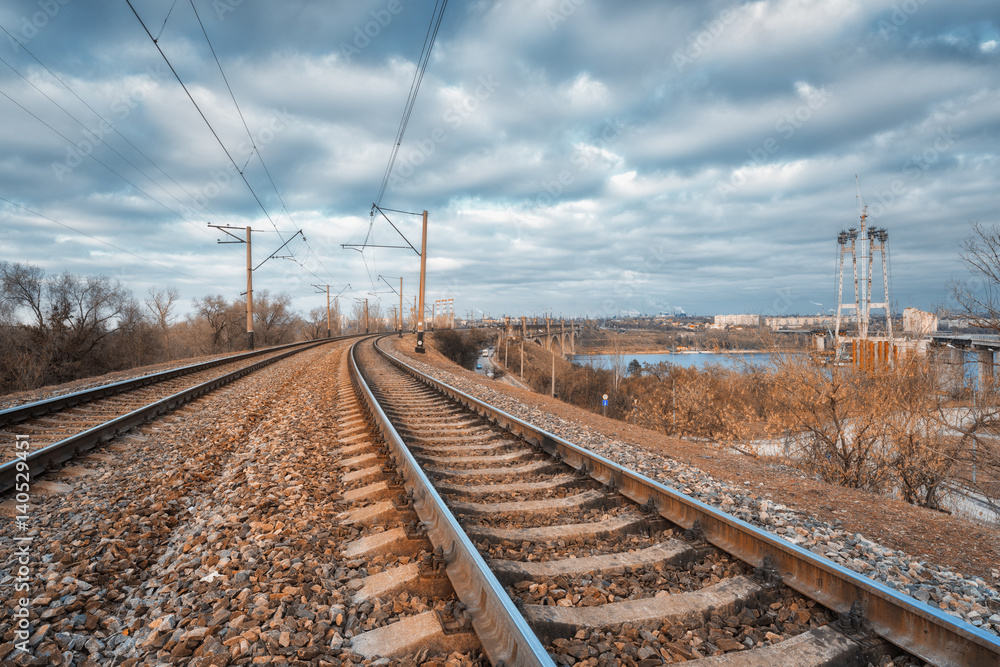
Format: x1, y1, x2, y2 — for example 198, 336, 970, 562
500, 316, 581, 355
931, 333, 1000, 351
930, 333, 999, 387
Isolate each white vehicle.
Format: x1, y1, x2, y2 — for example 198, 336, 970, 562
481, 349, 490, 357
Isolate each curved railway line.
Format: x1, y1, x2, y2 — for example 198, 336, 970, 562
0, 337, 349, 494
348, 336, 1000, 667
1, 334, 998, 665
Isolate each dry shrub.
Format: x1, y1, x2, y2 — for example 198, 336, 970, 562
624, 351, 979, 509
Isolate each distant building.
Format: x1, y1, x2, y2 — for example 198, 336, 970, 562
713, 314, 762, 328
902, 308, 938, 336
764, 315, 835, 331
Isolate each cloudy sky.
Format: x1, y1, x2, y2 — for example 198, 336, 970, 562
1, 0, 998, 322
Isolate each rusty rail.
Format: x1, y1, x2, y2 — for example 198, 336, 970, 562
0, 337, 356, 429
371, 336, 1000, 667
350, 338, 555, 667
0, 338, 343, 494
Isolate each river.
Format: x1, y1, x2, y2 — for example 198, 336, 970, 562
571, 351, 771, 371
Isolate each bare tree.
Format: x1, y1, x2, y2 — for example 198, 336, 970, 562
952, 221, 1000, 332
303, 306, 328, 340
1, 261, 46, 327
254, 290, 297, 346
193, 295, 232, 350
45, 273, 137, 379
367, 300, 388, 332
350, 300, 368, 334
145, 286, 180, 331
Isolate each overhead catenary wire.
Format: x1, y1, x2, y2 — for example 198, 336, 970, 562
355, 0, 447, 305
373, 0, 449, 207
188, 0, 346, 286
188, 0, 286, 241
124, 0, 285, 239
0, 21, 231, 234
1, 7, 349, 309
155, 0, 179, 42
0, 86, 208, 232
0, 50, 225, 243
0, 195, 233, 293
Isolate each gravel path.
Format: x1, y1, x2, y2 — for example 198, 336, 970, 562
384, 338, 1000, 638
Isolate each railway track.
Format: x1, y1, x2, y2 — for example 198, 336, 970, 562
348, 336, 1000, 667
0, 337, 348, 494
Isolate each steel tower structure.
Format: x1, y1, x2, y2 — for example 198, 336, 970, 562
834, 200, 892, 346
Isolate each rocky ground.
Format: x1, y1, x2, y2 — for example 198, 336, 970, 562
0, 350, 248, 411
2, 334, 996, 666
0, 341, 480, 666
385, 335, 1000, 638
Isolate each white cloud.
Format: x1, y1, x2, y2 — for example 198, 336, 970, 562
0, 0, 996, 317
561, 73, 610, 110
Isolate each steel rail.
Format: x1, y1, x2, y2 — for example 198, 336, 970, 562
0, 337, 358, 429
0, 338, 338, 494
349, 338, 555, 667
371, 336, 1000, 667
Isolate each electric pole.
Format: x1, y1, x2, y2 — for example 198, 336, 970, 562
246, 227, 253, 349
343, 206, 427, 349
209, 224, 255, 350
312, 284, 332, 339
416, 210, 427, 352
209, 224, 303, 351
551, 348, 556, 398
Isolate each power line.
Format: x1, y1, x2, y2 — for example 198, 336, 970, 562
0, 21, 231, 231
360, 1, 447, 308
0, 195, 233, 292
0, 86, 208, 230
125, 0, 284, 236
188, 0, 288, 242
0, 49, 222, 242
187, 0, 344, 286
374, 0, 449, 206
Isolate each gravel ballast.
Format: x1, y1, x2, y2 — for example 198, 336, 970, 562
383, 337, 1000, 638
0, 342, 484, 666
